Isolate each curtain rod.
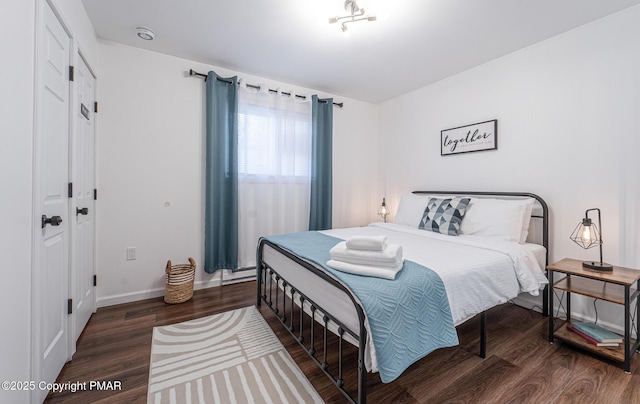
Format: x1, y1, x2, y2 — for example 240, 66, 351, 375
189, 69, 344, 108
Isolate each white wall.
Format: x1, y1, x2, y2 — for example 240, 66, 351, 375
0, 0, 36, 402
95, 42, 379, 306
379, 6, 640, 328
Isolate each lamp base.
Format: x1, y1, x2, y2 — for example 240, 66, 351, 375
582, 261, 613, 271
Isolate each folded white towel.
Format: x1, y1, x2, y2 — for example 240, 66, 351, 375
326, 259, 403, 280
345, 235, 388, 251
330, 241, 403, 267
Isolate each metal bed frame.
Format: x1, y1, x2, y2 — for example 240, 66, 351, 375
256, 191, 549, 403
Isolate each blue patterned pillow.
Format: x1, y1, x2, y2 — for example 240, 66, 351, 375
419, 197, 471, 236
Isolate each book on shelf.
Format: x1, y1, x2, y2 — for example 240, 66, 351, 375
571, 321, 623, 343
567, 325, 620, 347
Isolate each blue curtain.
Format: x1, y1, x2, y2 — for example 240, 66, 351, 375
204, 71, 238, 273
309, 95, 333, 231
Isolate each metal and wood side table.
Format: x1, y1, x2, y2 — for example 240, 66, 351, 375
548, 258, 640, 373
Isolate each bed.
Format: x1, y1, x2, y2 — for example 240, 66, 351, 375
256, 191, 549, 403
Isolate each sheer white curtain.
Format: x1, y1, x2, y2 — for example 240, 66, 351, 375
237, 84, 312, 268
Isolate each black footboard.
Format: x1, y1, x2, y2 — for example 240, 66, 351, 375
257, 238, 368, 404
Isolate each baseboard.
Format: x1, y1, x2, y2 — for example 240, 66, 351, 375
97, 288, 166, 308
96, 278, 223, 308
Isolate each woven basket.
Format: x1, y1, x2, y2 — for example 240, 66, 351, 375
164, 257, 196, 304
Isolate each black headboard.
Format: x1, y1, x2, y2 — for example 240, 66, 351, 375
412, 191, 550, 315
412, 191, 549, 263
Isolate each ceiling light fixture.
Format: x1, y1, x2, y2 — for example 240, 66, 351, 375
136, 26, 156, 41
328, 0, 376, 33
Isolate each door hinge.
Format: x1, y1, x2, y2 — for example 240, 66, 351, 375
69, 66, 74, 81
68, 182, 73, 198
94, 102, 98, 113
94, 189, 98, 200
93, 275, 97, 287
67, 298, 73, 315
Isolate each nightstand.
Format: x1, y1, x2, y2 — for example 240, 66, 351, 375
548, 258, 640, 373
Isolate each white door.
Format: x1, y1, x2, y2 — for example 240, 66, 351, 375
33, 3, 71, 402
70, 55, 96, 347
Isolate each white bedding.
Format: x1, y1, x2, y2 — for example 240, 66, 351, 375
321, 222, 548, 326
262, 222, 548, 374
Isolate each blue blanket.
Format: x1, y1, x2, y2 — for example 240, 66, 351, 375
263, 231, 458, 383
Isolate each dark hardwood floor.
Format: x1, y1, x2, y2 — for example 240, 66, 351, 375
46, 281, 640, 403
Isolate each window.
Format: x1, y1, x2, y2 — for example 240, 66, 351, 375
238, 99, 311, 179
236, 89, 312, 268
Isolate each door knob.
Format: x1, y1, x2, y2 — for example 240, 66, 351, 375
42, 215, 63, 228
76, 207, 89, 216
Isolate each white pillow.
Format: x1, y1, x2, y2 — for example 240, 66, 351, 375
460, 198, 534, 243
519, 199, 535, 243
393, 194, 432, 227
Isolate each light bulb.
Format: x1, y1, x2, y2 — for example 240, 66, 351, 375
581, 226, 592, 243
378, 198, 388, 218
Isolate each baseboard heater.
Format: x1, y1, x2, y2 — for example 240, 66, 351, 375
221, 266, 256, 285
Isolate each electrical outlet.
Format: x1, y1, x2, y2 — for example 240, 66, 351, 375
126, 247, 137, 261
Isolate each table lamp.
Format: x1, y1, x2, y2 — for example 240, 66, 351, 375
378, 198, 389, 223
569, 208, 613, 271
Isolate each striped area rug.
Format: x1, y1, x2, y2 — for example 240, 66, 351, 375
147, 306, 322, 404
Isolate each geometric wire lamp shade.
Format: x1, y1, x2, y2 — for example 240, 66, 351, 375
569, 217, 600, 249
569, 208, 613, 271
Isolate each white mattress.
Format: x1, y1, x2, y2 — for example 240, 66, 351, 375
261, 222, 548, 373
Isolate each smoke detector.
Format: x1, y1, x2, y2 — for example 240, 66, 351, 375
136, 26, 156, 41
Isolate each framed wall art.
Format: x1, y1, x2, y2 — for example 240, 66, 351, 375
441, 119, 497, 156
